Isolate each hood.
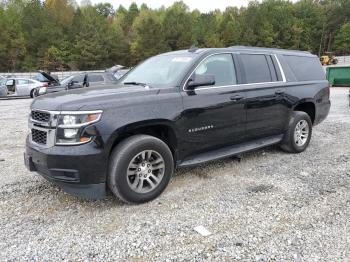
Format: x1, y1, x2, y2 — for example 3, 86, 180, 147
31, 84, 159, 111
38, 70, 60, 85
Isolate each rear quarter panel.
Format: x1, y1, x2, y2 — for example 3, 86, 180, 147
284, 80, 330, 125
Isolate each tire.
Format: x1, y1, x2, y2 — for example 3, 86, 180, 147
280, 111, 312, 153
30, 89, 36, 98
108, 135, 174, 204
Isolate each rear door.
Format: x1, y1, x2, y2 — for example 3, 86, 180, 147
238, 53, 289, 139
179, 53, 247, 158
16, 79, 30, 96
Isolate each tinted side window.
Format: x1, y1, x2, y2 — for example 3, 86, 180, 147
283, 55, 325, 81
240, 54, 272, 84
193, 54, 237, 86
89, 74, 104, 82
72, 75, 85, 83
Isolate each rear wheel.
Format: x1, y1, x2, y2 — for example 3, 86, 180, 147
30, 89, 37, 98
280, 111, 312, 153
108, 135, 174, 204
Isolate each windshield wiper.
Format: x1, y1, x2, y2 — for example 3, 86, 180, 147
123, 81, 150, 88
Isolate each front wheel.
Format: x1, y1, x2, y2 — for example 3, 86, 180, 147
280, 111, 312, 153
108, 135, 174, 204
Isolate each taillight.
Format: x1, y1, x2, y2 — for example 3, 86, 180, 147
42, 83, 48, 87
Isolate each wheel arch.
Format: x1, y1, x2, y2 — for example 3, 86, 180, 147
107, 120, 179, 162
293, 101, 316, 124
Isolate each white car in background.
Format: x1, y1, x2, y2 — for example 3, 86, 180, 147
0, 78, 47, 98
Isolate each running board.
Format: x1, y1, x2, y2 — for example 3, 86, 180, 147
178, 135, 284, 168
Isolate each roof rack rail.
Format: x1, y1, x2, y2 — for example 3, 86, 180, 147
229, 45, 310, 54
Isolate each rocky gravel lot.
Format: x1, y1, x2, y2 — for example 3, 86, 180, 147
0, 88, 349, 261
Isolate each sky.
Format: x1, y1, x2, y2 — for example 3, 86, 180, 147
89, 0, 298, 13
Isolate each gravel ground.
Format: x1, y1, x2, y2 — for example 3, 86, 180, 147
0, 88, 349, 261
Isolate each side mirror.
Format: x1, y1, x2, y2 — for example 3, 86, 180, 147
187, 74, 215, 89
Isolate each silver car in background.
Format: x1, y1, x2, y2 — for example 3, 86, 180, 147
0, 78, 47, 98
0, 79, 7, 97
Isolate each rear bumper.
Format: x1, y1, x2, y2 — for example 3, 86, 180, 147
24, 138, 107, 200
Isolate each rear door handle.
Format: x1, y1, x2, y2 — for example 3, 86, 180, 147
230, 95, 244, 101
275, 89, 285, 95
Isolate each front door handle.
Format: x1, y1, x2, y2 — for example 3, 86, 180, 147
230, 95, 244, 101
275, 89, 285, 95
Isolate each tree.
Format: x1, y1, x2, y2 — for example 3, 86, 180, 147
130, 9, 168, 64
333, 22, 350, 54
163, 1, 193, 50
1, 0, 350, 72
71, 6, 122, 69
220, 7, 241, 47
95, 3, 114, 17
1, 0, 26, 71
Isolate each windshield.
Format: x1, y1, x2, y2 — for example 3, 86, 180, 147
121, 54, 195, 88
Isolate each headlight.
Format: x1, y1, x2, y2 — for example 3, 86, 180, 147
55, 111, 102, 145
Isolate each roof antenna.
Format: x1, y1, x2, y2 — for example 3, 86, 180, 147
188, 44, 198, 53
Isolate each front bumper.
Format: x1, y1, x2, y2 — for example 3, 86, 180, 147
25, 138, 107, 200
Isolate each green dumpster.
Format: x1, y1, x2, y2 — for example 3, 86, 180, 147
326, 66, 350, 86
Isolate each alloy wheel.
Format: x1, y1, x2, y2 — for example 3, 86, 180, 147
294, 120, 309, 147
126, 150, 165, 193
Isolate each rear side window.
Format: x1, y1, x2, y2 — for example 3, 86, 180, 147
17, 79, 29, 85
283, 55, 325, 81
88, 74, 104, 82
72, 75, 85, 83
240, 54, 272, 83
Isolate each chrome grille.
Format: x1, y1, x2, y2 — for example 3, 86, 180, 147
31, 110, 50, 122
31, 129, 47, 145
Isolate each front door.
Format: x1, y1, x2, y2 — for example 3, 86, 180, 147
178, 53, 247, 159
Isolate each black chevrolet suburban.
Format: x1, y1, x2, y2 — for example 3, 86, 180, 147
25, 46, 330, 203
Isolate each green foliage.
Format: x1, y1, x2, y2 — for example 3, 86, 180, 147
0, 0, 349, 72
333, 22, 350, 54
163, 1, 193, 50
130, 9, 169, 64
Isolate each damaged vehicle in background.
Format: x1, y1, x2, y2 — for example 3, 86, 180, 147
105, 65, 130, 80
0, 77, 47, 98
0, 79, 7, 97
35, 71, 118, 96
